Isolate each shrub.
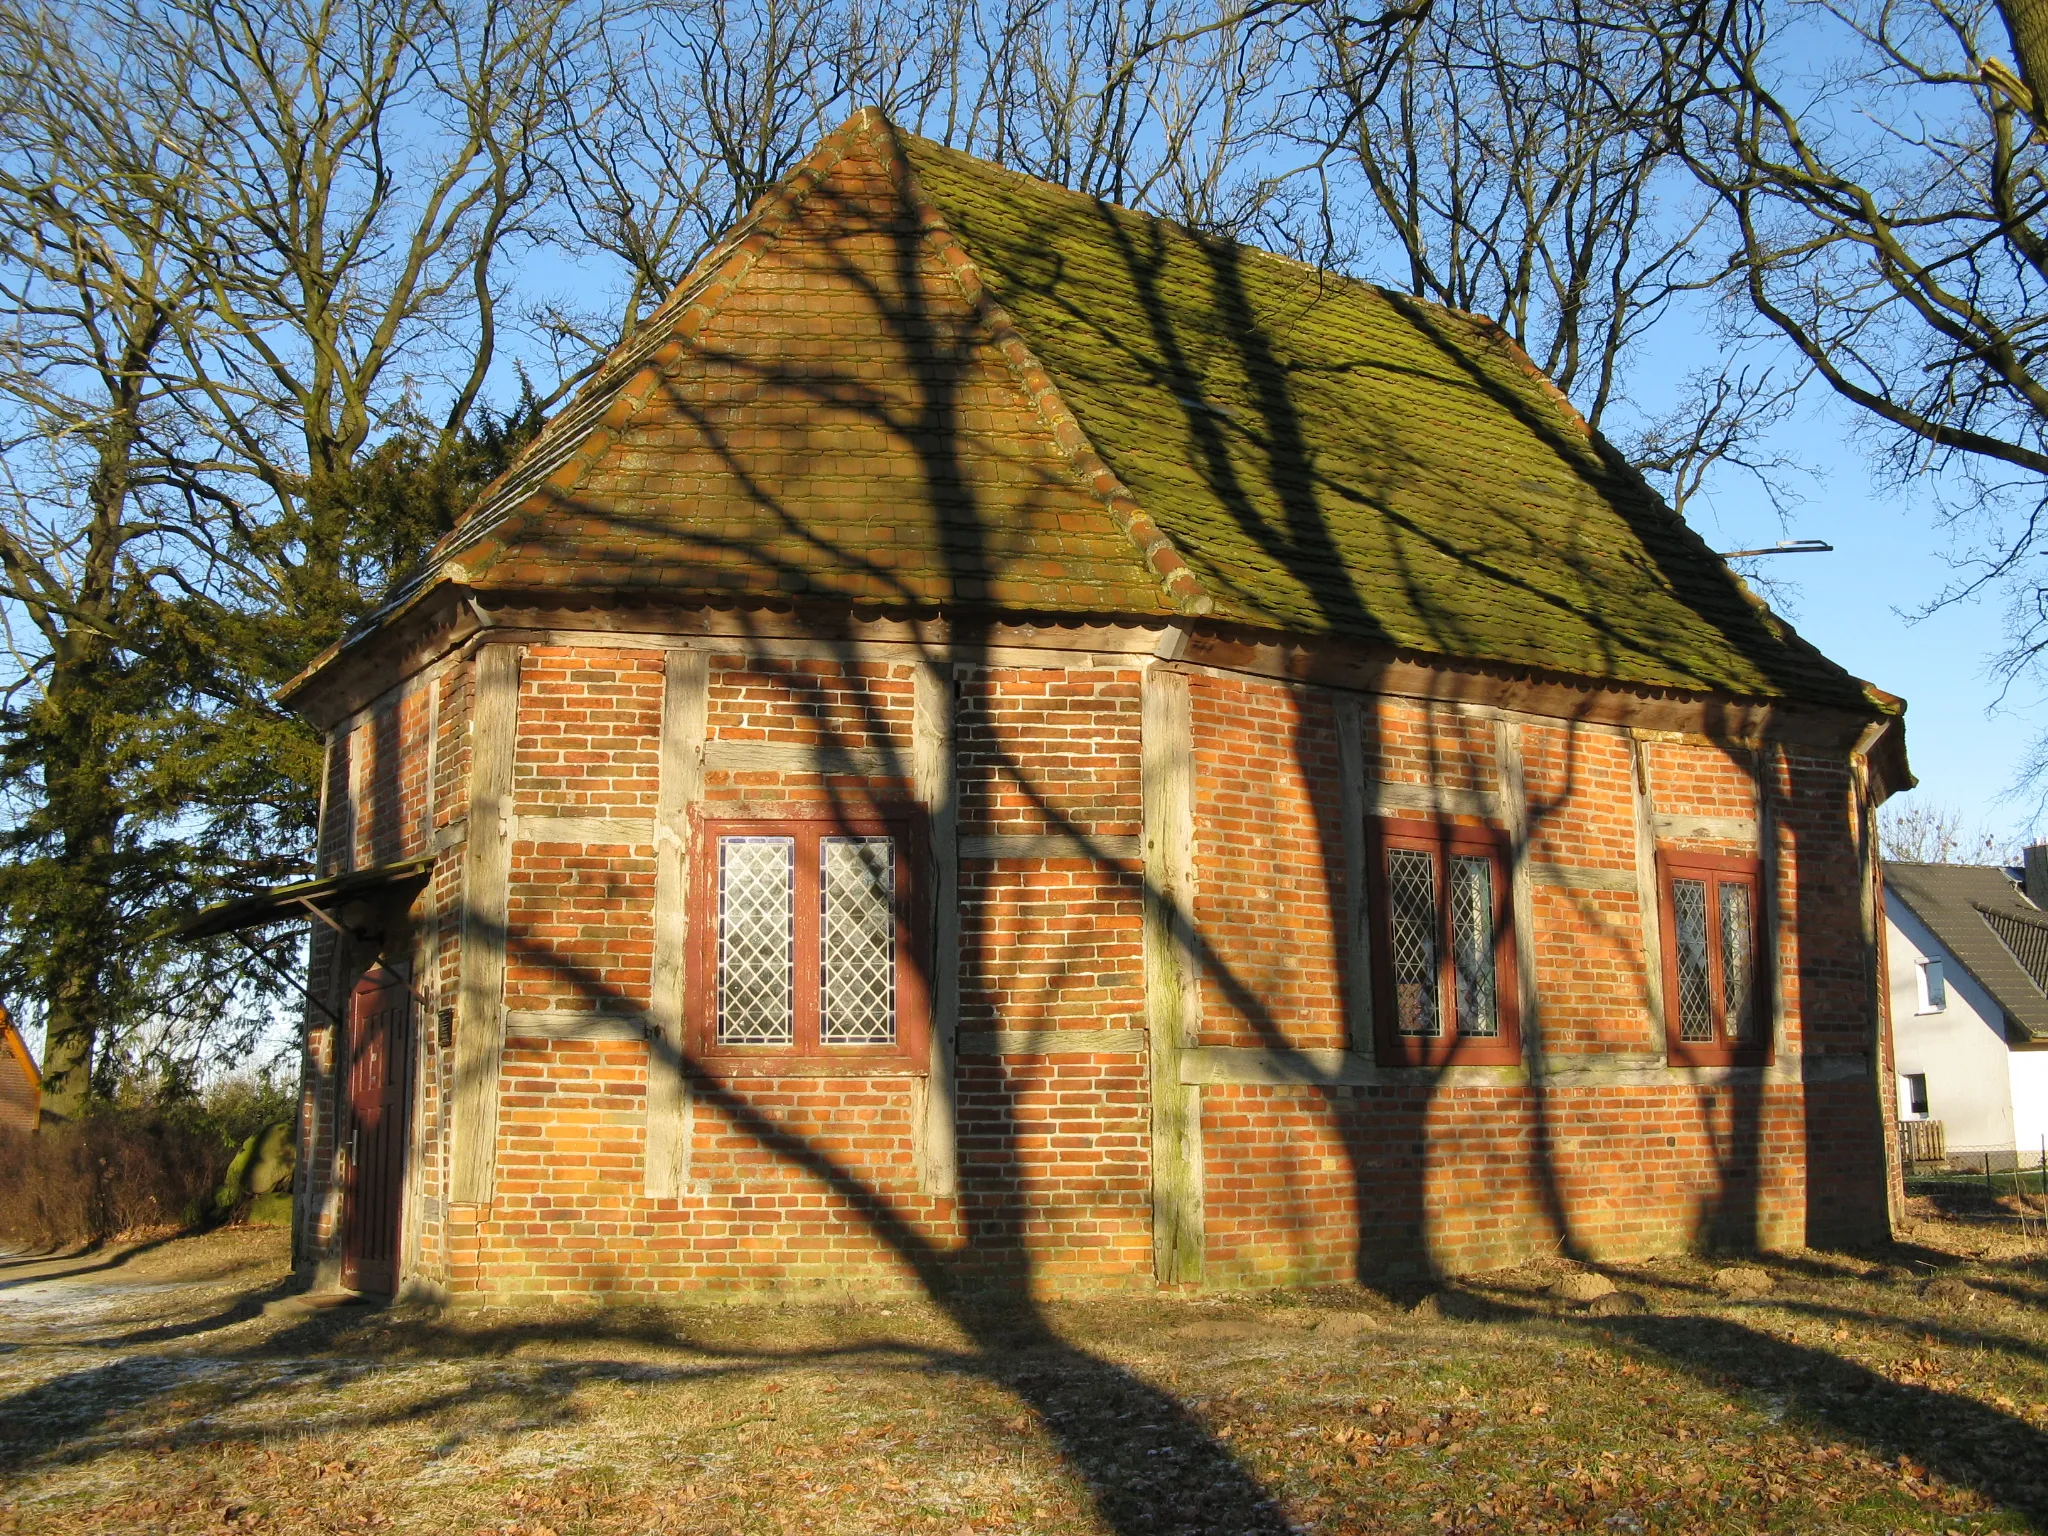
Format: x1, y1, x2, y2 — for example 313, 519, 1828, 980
0, 1072, 297, 1248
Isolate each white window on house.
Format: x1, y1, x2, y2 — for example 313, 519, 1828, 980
1916, 958, 1948, 1014
1902, 1072, 1930, 1120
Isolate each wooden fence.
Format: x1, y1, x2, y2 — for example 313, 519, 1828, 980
1899, 1119, 1946, 1169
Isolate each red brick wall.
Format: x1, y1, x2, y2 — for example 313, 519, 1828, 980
1184, 674, 1873, 1287
517, 648, 665, 814
951, 664, 1154, 1292
317, 735, 351, 877
0, 1027, 38, 1133
1776, 745, 1891, 1242
508, 648, 664, 1019
491, 1036, 647, 1272
954, 1052, 1153, 1292
298, 919, 343, 1261
505, 843, 657, 1016
959, 664, 1145, 1039
359, 698, 404, 867
300, 641, 1893, 1299
959, 860, 1144, 1034
956, 665, 1141, 836
449, 650, 943, 1298
710, 653, 914, 751
1642, 737, 1760, 826
302, 662, 465, 1281
1202, 1079, 1812, 1287
1516, 719, 1653, 1056
1189, 674, 1346, 1052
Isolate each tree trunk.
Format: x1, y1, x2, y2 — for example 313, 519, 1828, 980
33, 634, 122, 1126
2000, 0, 2048, 119
33, 414, 134, 1127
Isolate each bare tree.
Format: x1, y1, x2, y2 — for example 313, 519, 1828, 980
1300, 0, 1725, 435
0, 0, 304, 1118
132, 0, 592, 640
557, 0, 1306, 356
1625, 366, 1806, 521
1991, 0, 2048, 119
937, 0, 1303, 235
1879, 797, 2014, 862
553, 0, 902, 349
1667, 0, 2048, 707
1675, 0, 2048, 480
0, 0, 583, 1114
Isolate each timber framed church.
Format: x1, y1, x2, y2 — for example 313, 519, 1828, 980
192, 110, 1910, 1300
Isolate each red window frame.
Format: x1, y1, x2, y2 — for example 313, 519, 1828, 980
1368, 818, 1520, 1067
1657, 847, 1767, 1065
687, 809, 930, 1074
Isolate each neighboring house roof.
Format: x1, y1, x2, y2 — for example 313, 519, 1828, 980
293, 108, 1892, 722
1979, 904, 2048, 996
1883, 862, 2048, 1042
0, 1008, 39, 1132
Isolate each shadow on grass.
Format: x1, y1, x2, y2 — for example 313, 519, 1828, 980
14, 1229, 2048, 1530
0, 1260, 1296, 1535
0, 1233, 188, 1289
83, 1270, 314, 1352
1428, 1270, 2048, 1524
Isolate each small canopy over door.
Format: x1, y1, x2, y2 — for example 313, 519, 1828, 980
174, 857, 434, 1296
176, 857, 436, 943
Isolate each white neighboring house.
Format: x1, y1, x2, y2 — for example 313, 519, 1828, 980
1883, 859, 2048, 1166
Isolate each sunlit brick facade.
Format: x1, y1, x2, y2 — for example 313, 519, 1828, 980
281, 110, 1909, 1301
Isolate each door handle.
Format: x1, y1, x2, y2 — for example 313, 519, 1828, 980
349, 1128, 358, 1171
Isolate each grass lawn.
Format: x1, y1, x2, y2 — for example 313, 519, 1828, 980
1, 1214, 2045, 1535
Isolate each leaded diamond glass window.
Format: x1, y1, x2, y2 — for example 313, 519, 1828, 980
1388, 847, 1440, 1037
1374, 828, 1516, 1061
821, 837, 896, 1044
1451, 854, 1498, 1037
1672, 877, 1713, 1042
718, 836, 794, 1044
1720, 882, 1754, 1041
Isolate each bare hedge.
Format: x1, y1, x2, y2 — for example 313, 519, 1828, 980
0, 1113, 242, 1248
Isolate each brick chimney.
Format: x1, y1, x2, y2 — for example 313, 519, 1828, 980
2025, 843, 2048, 908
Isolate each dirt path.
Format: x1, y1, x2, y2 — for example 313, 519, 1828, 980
2, 1223, 2046, 1534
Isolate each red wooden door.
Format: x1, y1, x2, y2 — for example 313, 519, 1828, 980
340, 966, 410, 1295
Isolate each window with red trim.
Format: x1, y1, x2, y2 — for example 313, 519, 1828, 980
688, 812, 928, 1072
1658, 848, 1765, 1064
1369, 820, 1519, 1066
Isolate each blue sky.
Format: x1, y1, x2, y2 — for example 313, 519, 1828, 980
1682, 408, 2037, 846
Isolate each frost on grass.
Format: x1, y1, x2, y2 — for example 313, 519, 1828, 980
2, 1222, 2047, 1534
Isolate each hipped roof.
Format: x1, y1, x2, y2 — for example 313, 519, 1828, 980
1884, 861, 2048, 1043
293, 108, 1894, 720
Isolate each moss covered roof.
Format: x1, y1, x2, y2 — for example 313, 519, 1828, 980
384, 109, 1883, 715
